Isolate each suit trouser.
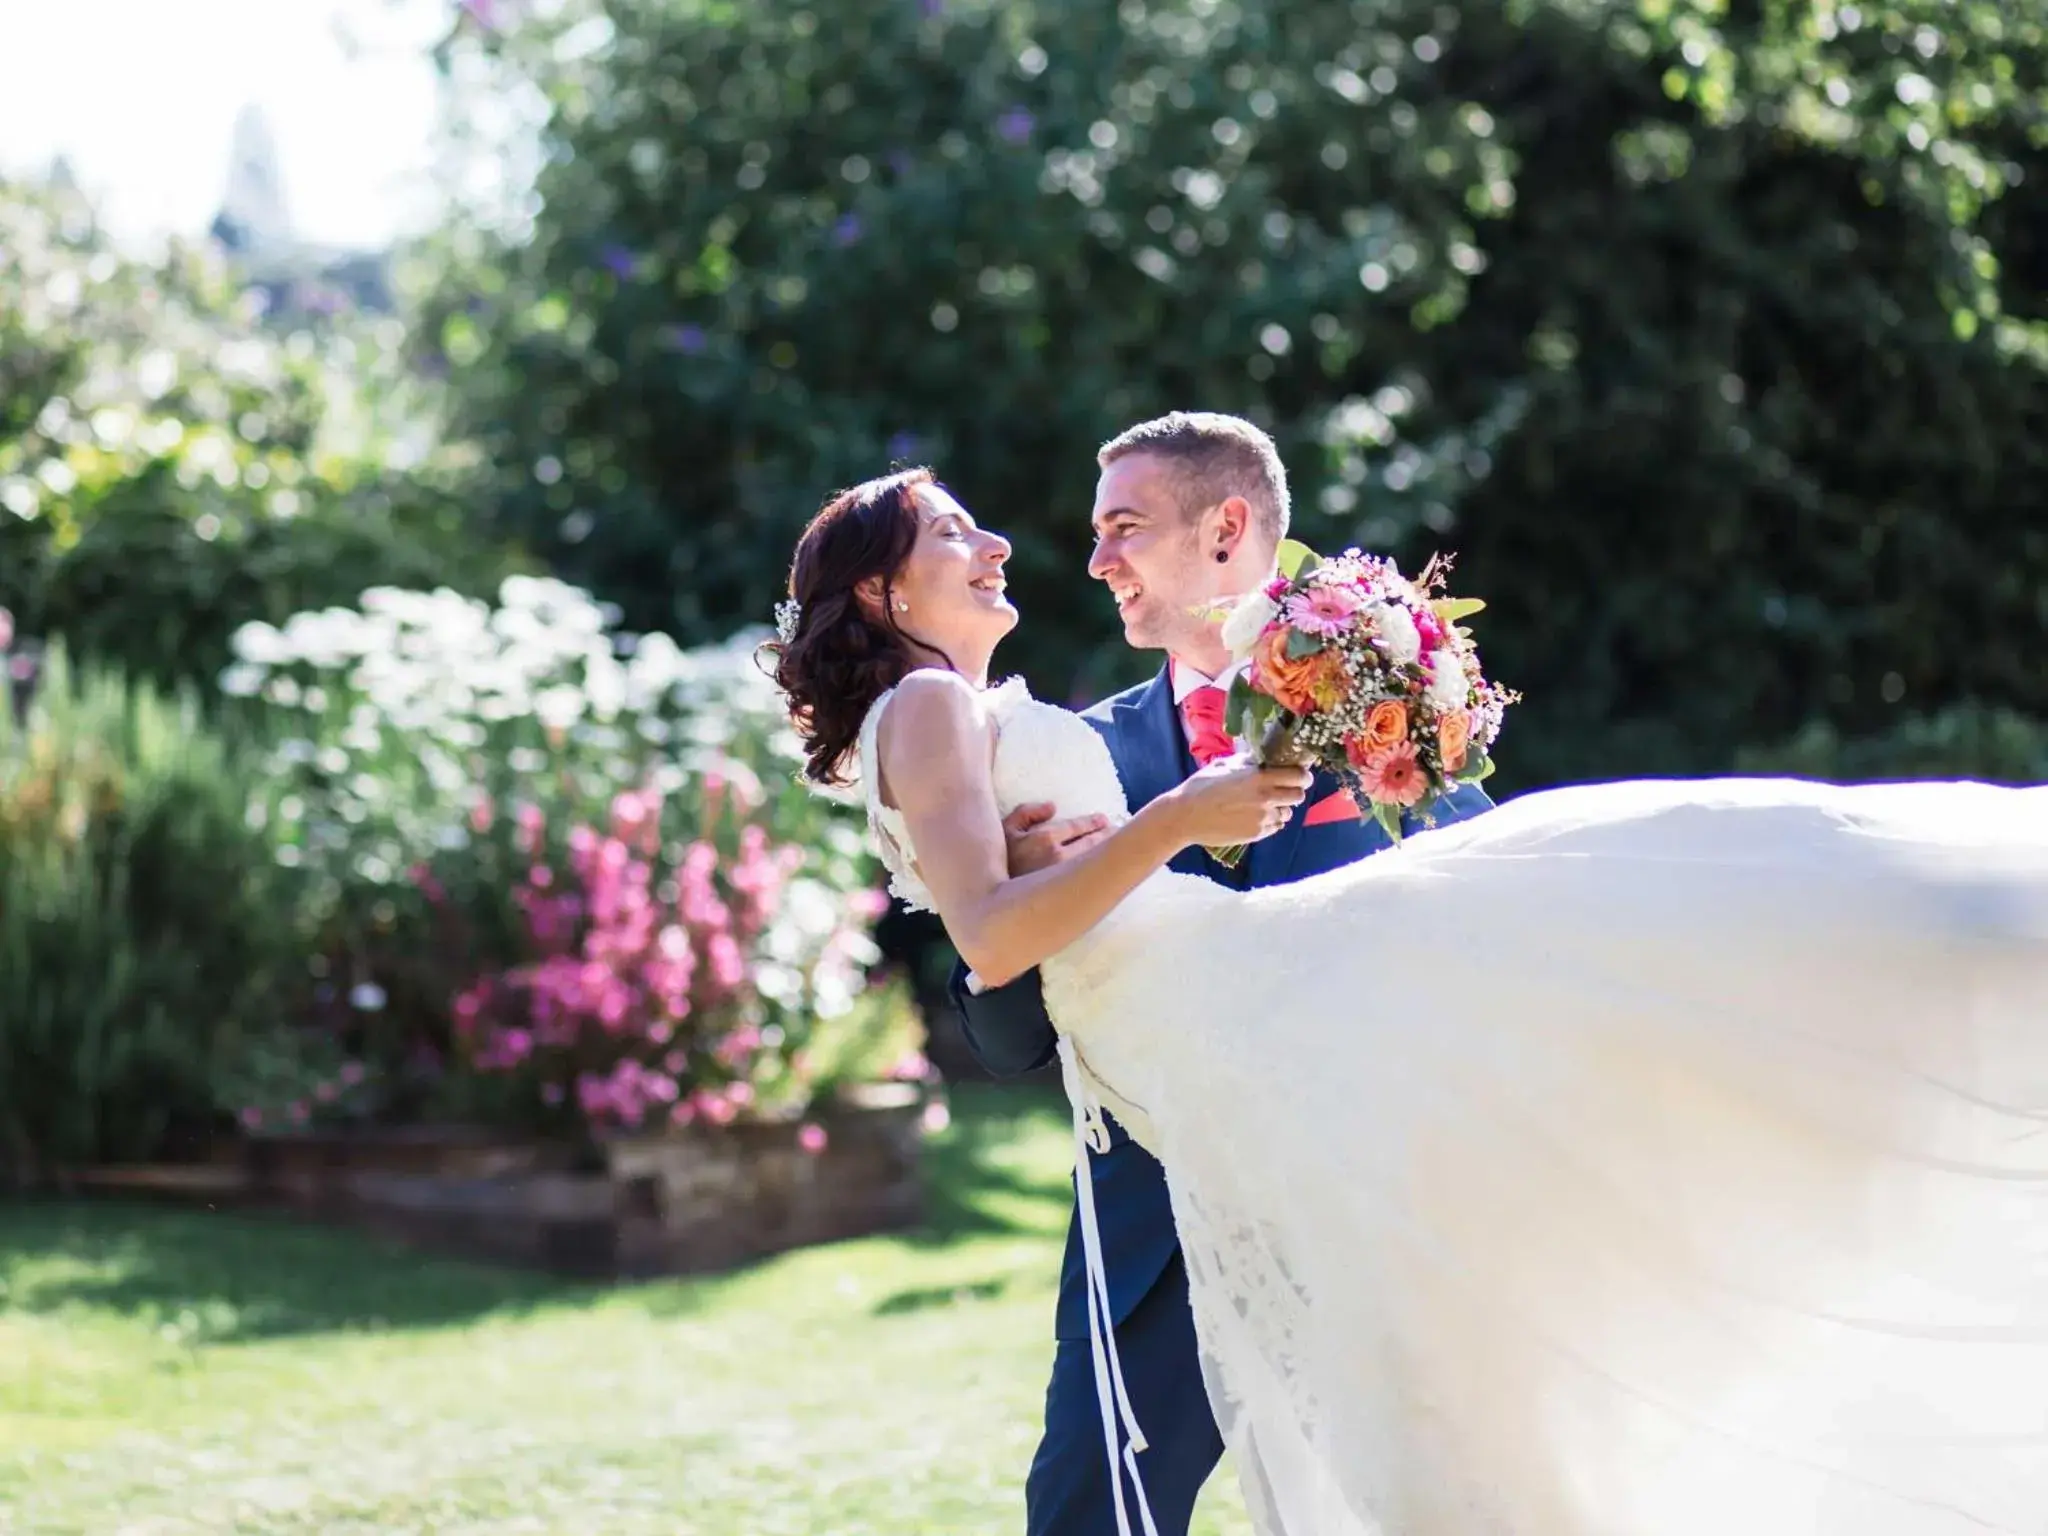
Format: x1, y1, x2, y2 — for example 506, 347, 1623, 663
1025, 1253, 1226, 1536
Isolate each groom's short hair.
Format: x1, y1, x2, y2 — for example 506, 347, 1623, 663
1097, 411, 1290, 544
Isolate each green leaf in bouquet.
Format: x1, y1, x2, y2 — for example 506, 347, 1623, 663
1456, 751, 1495, 784
1276, 539, 1322, 580
1246, 699, 1286, 752
1430, 597, 1487, 623
1225, 672, 1264, 737
1372, 802, 1406, 844
1284, 627, 1326, 660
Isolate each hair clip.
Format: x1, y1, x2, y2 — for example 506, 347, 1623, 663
773, 598, 803, 644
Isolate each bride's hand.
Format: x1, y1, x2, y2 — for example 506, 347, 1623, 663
1162, 758, 1313, 849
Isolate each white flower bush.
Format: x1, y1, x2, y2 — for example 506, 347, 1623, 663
220, 576, 917, 1137
226, 576, 841, 878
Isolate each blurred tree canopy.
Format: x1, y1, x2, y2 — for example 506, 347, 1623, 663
435, 0, 2048, 786
0, 175, 523, 692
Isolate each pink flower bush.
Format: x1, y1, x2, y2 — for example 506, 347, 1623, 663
453, 779, 874, 1135
515, 802, 546, 855
407, 863, 447, 905
228, 583, 906, 1138
225, 1046, 378, 1136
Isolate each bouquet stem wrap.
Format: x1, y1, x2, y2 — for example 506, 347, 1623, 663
1206, 714, 1306, 870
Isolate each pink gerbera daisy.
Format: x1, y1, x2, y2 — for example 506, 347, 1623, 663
1358, 739, 1429, 808
1284, 583, 1364, 637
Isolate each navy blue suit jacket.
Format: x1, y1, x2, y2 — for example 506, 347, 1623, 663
951, 665, 1494, 1340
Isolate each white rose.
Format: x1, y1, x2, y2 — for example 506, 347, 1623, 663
1219, 591, 1280, 660
1425, 650, 1470, 713
1369, 602, 1421, 666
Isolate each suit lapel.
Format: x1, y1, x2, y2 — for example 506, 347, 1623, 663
1110, 668, 1191, 813
1109, 668, 1237, 883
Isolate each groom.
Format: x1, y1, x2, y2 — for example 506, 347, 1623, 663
952, 411, 1494, 1534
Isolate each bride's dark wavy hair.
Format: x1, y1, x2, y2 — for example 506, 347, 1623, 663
767, 467, 951, 787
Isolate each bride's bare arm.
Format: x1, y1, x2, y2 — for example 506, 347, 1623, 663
875, 671, 1306, 989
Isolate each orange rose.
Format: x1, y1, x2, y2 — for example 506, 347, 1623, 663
1437, 707, 1472, 773
1361, 698, 1409, 754
1252, 627, 1337, 716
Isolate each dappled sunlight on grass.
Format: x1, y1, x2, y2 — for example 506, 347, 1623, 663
0, 1086, 1253, 1535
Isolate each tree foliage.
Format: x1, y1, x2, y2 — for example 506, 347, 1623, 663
436, 0, 2048, 783
0, 175, 521, 692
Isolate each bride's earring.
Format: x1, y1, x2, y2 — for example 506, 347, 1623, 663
894, 598, 910, 613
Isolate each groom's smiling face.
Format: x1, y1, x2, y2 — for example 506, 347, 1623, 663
1089, 452, 1250, 661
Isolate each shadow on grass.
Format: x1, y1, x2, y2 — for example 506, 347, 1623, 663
0, 1196, 587, 1343
851, 1083, 1074, 1319
0, 1084, 1074, 1343
912, 1082, 1073, 1245
872, 1274, 1017, 1316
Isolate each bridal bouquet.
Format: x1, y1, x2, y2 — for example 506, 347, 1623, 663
1211, 541, 1516, 863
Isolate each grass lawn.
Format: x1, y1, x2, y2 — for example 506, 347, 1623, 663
0, 1085, 1254, 1535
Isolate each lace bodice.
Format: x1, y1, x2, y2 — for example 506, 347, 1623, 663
855, 676, 1133, 915
850, 672, 1224, 1154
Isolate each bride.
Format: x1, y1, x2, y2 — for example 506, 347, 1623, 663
769, 467, 2048, 1536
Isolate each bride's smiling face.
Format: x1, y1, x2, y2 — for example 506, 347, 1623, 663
871, 484, 1017, 666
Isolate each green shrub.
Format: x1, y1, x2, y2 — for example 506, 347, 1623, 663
0, 649, 301, 1180
1, 466, 526, 701
1736, 704, 2048, 785
219, 580, 903, 1138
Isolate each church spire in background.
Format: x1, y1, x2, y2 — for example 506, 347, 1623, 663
212, 104, 293, 255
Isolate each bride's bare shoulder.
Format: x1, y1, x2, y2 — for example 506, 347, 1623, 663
886, 667, 986, 718
875, 669, 994, 759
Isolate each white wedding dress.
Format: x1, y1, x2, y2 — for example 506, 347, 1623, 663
857, 678, 2048, 1536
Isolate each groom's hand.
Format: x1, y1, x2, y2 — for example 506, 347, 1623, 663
1002, 802, 1112, 876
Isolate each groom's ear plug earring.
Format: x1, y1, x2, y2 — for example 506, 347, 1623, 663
1215, 551, 1229, 564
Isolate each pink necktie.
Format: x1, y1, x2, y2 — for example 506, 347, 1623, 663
1180, 686, 1233, 766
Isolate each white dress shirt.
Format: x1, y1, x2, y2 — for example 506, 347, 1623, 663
1169, 656, 1248, 706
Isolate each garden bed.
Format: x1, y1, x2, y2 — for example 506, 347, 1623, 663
72, 1083, 931, 1279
